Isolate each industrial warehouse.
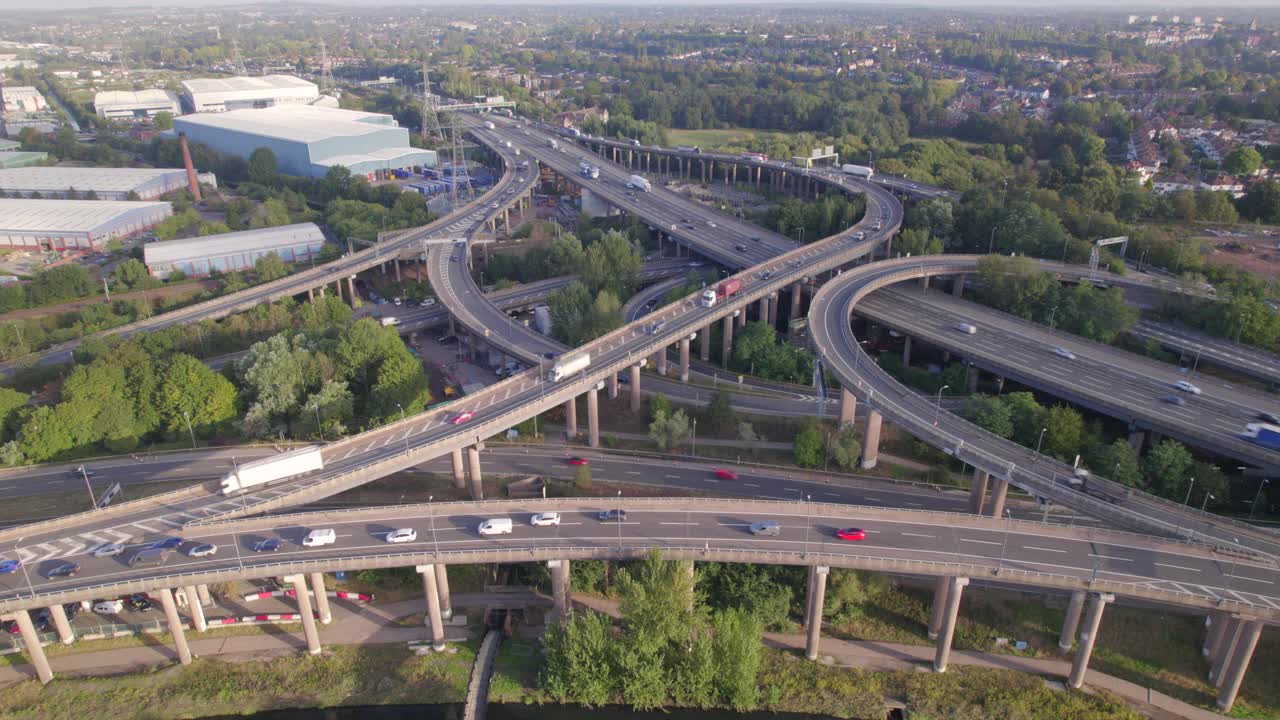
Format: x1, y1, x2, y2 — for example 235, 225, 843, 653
142, 222, 327, 279
0, 166, 216, 200
93, 89, 182, 121
0, 198, 172, 250
172, 105, 436, 180
180, 74, 323, 113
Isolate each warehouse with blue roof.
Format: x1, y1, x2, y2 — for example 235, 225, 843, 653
172, 105, 436, 181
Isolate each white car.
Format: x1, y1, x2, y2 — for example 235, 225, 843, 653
93, 599, 124, 615
1173, 380, 1202, 395
530, 512, 561, 527
420, 298, 437, 308
1053, 347, 1076, 360
92, 542, 125, 558
707, 221, 717, 228
385, 528, 417, 544
187, 543, 218, 558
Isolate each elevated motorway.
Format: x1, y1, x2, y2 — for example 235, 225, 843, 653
860, 285, 1280, 471
1130, 320, 1280, 386
0, 154, 537, 374
809, 255, 1280, 559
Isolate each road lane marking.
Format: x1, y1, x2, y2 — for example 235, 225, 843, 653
1089, 554, 1133, 562
901, 532, 934, 539
1023, 546, 1067, 554
1155, 562, 1200, 572
1229, 575, 1274, 585
960, 538, 1000, 546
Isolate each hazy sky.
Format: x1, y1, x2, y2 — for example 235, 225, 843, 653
9, 0, 1280, 9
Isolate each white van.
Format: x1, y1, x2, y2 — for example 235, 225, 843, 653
477, 518, 514, 536
302, 528, 337, 547
93, 599, 124, 615
956, 323, 978, 335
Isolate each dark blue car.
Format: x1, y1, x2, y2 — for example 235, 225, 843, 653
0, 559, 20, 574
151, 537, 183, 550
252, 538, 282, 553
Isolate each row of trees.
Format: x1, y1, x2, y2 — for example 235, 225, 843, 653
545, 230, 644, 346
974, 256, 1139, 344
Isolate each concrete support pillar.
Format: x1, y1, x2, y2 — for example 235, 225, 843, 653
394, 258, 402, 282
759, 296, 770, 325
1216, 619, 1264, 712
699, 324, 711, 361
307, 288, 314, 302
804, 566, 830, 660
157, 587, 193, 664
13, 610, 52, 684
630, 365, 642, 413
839, 388, 857, 426
927, 576, 950, 640
1211, 618, 1243, 685
435, 564, 452, 620
587, 387, 600, 448
1204, 613, 1229, 659
548, 559, 570, 624
450, 448, 466, 489
933, 577, 969, 672
966, 364, 979, 393
656, 348, 668, 376
607, 373, 619, 400
861, 409, 882, 469
310, 573, 332, 625
48, 603, 74, 645
679, 337, 691, 383
721, 315, 734, 367
415, 565, 447, 651
1059, 590, 1087, 651
182, 586, 206, 632
346, 276, 357, 307
196, 584, 212, 606
1067, 593, 1114, 689
968, 470, 990, 514
767, 293, 778, 326
565, 397, 578, 439
790, 282, 803, 319
902, 335, 913, 366
738, 307, 747, 328
1128, 429, 1146, 453
284, 575, 322, 655
987, 477, 1009, 518
467, 446, 483, 500
953, 274, 966, 296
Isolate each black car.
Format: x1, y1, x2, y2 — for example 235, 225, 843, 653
1257, 412, 1280, 425
598, 509, 628, 522
123, 594, 153, 612
62, 603, 79, 622
252, 538, 283, 553
45, 561, 79, 578
734, 244, 748, 252
32, 610, 50, 632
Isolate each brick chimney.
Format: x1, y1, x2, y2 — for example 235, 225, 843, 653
178, 132, 202, 202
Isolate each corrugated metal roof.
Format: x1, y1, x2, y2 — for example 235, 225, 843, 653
0, 199, 171, 232
181, 75, 317, 95
0, 167, 188, 194
143, 222, 325, 265
94, 89, 181, 109
172, 105, 396, 145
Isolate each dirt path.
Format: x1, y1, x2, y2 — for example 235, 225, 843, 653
0, 280, 219, 322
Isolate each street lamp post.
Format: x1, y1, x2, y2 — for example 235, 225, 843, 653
78, 465, 97, 508
933, 385, 949, 426
396, 403, 408, 452
15, 537, 34, 599
1048, 305, 1058, 330
1035, 427, 1048, 457
182, 411, 197, 450
804, 494, 812, 556
1200, 492, 1215, 514
1173, 477, 1195, 539
997, 508, 1012, 574
988, 226, 999, 255
616, 490, 623, 548
691, 418, 698, 457
1249, 478, 1271, 521
314, 405, 325, 442
429, 495, 440, 555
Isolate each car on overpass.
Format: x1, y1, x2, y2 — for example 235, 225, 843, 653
0, 559, 20, 574
714, 469, 739, 480
836, 528, 867, 542
531, 512, 561, 527
451, 411, 475, 425
567, 457, 588, 466
385, 528, 417, 544
252, 538, 283, 553
1173, 380, 1202, 395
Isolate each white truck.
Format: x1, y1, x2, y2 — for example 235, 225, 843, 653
220, 446, 324, 495
483, 121, 496, 130
841, 164, 875, 179
547, 352, 591, 382
627, 174, 652, 192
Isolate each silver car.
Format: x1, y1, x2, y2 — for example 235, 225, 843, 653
92, 542, 125, 558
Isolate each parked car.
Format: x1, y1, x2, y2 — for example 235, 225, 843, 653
531, 512, 561, 527
123, 594, 153, 612
150, 537, 183, 550
93, 599, 125, 615
187, 543, 218, 558
0, 559, 21, 574
45, 561, 80, 578
92, 542, 125, 558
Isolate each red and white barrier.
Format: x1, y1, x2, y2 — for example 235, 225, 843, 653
331, 591, 375, 602
242, 588, 375, 603
209, 617, 240, 626
238, 613, 303, 625
240, 589, 288, 602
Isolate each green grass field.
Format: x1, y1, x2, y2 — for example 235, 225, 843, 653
666, 127, 772, 150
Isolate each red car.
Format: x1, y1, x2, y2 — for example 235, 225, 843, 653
567, 457, 588, 466
836, 528, 867, 542
714, 468, 739, 480
451, 411, 475, 425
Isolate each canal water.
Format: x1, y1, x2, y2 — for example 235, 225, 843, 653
202, 704, 845, 720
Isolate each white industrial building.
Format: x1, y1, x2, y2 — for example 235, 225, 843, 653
143, 222, 326, 279
181, 75, 320, 113
0, 198, 173, 250
1, 86, 48, 113
0, 167, 216, 200
94, 89, 182, 121
172, 105, 436, 180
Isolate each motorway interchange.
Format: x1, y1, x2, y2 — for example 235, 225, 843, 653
0, 112, 1275, 711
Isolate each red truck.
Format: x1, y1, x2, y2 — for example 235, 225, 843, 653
699, 278, 742, 308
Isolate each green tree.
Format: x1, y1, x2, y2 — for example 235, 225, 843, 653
155, 354, 238, 437
732, 321, 777, 371
650, 392, 672, 422
111, 258, 151, 291
1086, 439, 1142, 488
898, 227, 943, 256
540, 611, 615, 706
793, 421, 823, 468
1223, 147, 1263, 177
27, 264, 94, 305
828, 423, 862, 470
710, 607, 762, 711
702, 390, 735, 434
0, 388, 28, 442
547, 232, 585, 275
1042, 404, 1084, 460
152, 112, 173, 131
252, 198, 291, 229
1143, 439, 1195, 498
965, 394, 1014, 438
648, 408, 691, 451
247, 146, 279, 186
254, 251, 288, 282
581, 229, 642, 297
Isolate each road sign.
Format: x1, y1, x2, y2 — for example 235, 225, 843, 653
96, 483, 122, 509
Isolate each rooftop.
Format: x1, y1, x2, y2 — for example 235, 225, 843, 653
94, 89, 180, 107
144, 222, 325, 264
0, 199, 171, 232
182, 75, 317, 96
0, 167, 188, 193
173, 105, 398, 145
